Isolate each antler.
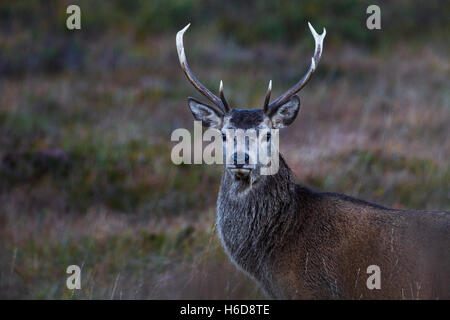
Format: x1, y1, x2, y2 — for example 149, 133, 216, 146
219, 80, 230, 112
176, 24, 230, 114
263, 80, 272, 114
266, 22, 326, 113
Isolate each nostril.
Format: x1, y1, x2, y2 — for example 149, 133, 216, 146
232, 153, 249, 166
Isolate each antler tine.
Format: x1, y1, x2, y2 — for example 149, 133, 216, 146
219, 80, 230, 113
268, 22, 326, 110
176, 24, 227, 113
263, 80, 272, 114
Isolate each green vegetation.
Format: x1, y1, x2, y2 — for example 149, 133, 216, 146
1, 0, 449, 76
305, 150, 450, 210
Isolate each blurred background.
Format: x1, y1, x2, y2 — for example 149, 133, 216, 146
0, 0, 448, 299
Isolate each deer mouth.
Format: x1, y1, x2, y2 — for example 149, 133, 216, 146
229, 167, 252, 180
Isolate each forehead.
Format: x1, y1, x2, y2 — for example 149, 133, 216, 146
224, 109, 268, 130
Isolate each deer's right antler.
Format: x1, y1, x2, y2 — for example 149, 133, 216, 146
265, 22, 326, 114
176, 23, 230, 114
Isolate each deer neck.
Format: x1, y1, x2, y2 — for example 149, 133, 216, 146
216, 155, 302, 275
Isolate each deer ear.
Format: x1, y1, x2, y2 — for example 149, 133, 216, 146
269, 95, 300, 129
188, 97, 224, 128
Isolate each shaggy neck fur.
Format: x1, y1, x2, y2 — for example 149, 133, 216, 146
216, 155, 305, 278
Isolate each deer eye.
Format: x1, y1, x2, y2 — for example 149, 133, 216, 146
222, 133, 226, 141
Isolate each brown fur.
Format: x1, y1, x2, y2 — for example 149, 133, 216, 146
218, 158, 449, 299
187, 96, 449, 300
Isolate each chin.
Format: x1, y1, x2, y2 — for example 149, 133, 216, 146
228, 169, 261, 189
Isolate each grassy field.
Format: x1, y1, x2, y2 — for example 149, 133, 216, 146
0, 1, 449, 299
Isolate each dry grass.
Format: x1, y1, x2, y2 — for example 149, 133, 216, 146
0, 22, 448, 299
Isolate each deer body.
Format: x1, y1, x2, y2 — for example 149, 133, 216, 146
176, 23, 450, 299
217, 155, 449, 299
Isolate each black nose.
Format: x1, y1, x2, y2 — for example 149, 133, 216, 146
233, 152, 249, 167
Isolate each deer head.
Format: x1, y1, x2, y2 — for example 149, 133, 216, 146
176, 23, 326, 185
